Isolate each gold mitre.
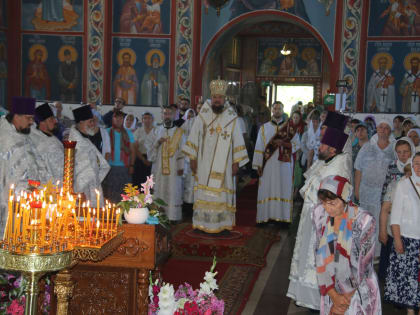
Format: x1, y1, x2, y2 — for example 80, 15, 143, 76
210, 77, 228, 96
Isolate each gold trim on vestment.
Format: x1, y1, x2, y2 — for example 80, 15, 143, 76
161, 128, 184, 175
194, 184, 234, 194
194, 200, 236, 212
209, 171, 224, 180
256, 218, 292, 223
261, 124, 266, 147
185, 140, 198, 153
257, 197, 292, 204
254, 150, 264, 154
192, 224, 234, 233
233, 156, 248, 164
182, 150, 196, 161
233, 145, 246, 154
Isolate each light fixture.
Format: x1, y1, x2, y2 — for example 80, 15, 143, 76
206, 0, 230, 16
281, 43, 291, 56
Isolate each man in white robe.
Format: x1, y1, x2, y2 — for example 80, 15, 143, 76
182, 79, 249, 234
253, 102, 300, 223
148, 106, 185, 222
30, 103, 64, 184
0, 97, 49, 235
287, 112, 353, 310
69, 105, 110, 207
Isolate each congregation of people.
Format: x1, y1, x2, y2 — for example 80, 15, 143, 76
2, 76, 420, 314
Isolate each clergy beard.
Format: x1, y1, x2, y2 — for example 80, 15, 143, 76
17, 127, 31, 135
163, 119, 173, 128
211, 104, 224, 114
318, 151, 334, 161
84, 127, 96, 136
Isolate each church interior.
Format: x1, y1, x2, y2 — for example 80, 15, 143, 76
0, 0, 420, 314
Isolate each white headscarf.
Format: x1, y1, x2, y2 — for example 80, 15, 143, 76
411, 154, 420, 184
182, 108, 196, 121
408, 128, 420, 139
394, 137, 415, 173
124, 114, 137, 131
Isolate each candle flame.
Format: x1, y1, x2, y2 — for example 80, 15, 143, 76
96, 221, 100, 228
9, 196, 13, 202
10, 184, 14, 189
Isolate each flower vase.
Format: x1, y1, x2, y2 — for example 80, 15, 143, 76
124, 207, 149, 224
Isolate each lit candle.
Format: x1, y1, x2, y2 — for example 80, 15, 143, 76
101, 208, 105, 233
115, 209, 121, 232
95, 221, 100, 242
110, 206, 115, 233
72, 209, 78, 239
106, 204, 110, 234
78, 194, 81, 217
87, 208, 91, 237
4, 195, 13, 240
13, 213, 20, 245
95, 189, 100, 216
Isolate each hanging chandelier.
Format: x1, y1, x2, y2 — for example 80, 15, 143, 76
281, 43, 291, 56
206, 0, 230, 16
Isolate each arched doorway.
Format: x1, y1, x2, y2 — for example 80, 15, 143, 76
199, 11, 333, 112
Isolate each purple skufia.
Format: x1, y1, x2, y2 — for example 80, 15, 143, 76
322, 111, 349, 132
11, 96, 36, 115
72, 105, 93, 123
321, 127, 349, 152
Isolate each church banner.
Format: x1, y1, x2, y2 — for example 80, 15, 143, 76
21, 0, 84, 32
111, 37, 170, 106
21, 34, 84, 103
368, 1, 420, 37
113, 0, 171, 35
256, 38, 322, 78
365, 41, 420, 113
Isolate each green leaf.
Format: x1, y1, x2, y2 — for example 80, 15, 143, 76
154, 198, 167, 206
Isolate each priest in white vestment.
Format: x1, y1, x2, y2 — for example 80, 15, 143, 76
0, 97, 50, 235
148, 106, 185, 221
287, 112, 353, 310
30, 103, 64, 184
69, 105, 110, 207
253, 102, 300, 223
182, 79, 249, 234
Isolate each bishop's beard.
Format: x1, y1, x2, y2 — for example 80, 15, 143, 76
211, 104, 224, 114
17, 127, 31, 134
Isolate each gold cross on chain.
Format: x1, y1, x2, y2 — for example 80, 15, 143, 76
221, 131, 230, 140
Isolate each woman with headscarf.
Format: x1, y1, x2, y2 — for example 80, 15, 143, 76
378, 137, 415, 279
313, 175, 381, 315
407, 128, 420, 152
364, 115, 377, 139
182, 108, 196, 204
123, 114, 138, 132
354, 119, 394, 260
384, 152, 420, 315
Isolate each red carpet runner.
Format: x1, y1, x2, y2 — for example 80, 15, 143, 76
162, 179, 279, 314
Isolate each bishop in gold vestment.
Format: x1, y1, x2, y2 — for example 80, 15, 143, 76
182, 79, 248, 233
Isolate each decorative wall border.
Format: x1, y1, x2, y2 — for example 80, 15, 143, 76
174, 0, 193, 102
340, 0, 362, 111
87, 0, 104, 103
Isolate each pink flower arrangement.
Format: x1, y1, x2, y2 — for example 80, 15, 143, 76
148, 257, 224, 315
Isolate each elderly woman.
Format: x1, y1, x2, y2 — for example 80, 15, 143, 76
378, 137, 415, 279
313, 175, 381, 315
354, 119, 394, 259
384, 152, 420, 315
407, 128, 420, 152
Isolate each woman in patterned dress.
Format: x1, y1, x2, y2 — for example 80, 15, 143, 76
313, 175, 381, 315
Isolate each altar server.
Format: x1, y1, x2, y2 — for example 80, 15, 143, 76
0, 97, 49, 235
253, 102, 300, 223
148, 105, 185, 222
69, 105, 110, 207
31, 103, 64, 184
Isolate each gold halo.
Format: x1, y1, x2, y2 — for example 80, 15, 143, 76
117, 48, 136, 66
404, 52, 420, 72
145, 49, 165, 67
58, 45, 78, 62
288, 44, 299, 57
371, 52, 393, 71
301, 47, 316, 62
264, 47, 278, 60
29, 44, 48, 62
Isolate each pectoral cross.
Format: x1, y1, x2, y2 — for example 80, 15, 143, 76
221, 131, 230, 140
412, 90, 419, 103
381, 89, 388, 102
209, 126, 215, 135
